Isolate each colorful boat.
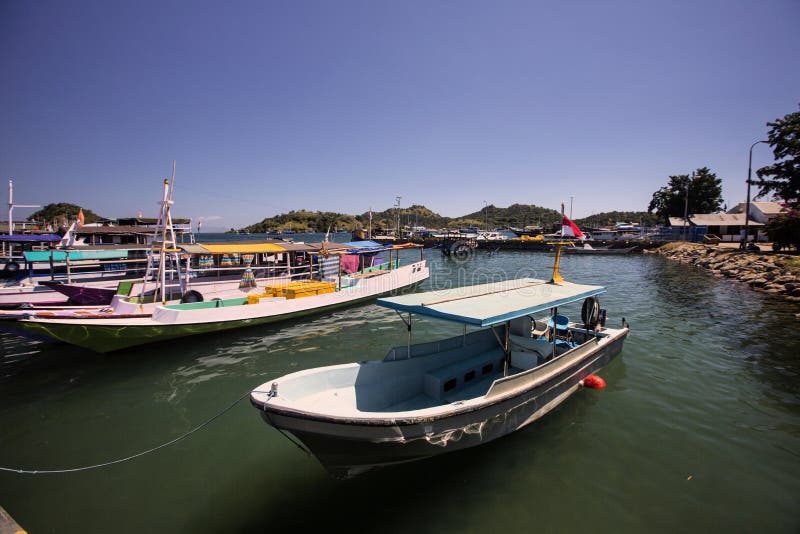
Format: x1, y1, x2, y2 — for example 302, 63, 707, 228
1, 243, 428, 352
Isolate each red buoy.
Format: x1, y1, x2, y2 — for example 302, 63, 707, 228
581, 375, 606, 389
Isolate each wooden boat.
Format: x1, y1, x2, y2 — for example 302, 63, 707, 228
250, 244, 628, 477
0, 177, 431, 352
1, 249, 428, 352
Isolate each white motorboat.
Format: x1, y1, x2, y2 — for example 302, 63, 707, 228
251, 246, 628, 477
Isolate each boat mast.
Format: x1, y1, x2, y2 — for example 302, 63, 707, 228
7, 179, 40, 236
141, 162, 186, 304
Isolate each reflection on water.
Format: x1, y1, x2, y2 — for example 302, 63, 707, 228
1, 249, 799, 533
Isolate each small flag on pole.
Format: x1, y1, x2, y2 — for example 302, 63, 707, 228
561, 216, 584, 239
77, 209, 85, 227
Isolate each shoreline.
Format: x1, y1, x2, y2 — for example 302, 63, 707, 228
650, 242, 800, 303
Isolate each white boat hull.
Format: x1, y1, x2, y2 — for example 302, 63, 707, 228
252, 325, 627, 477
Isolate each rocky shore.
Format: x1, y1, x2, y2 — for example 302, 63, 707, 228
651, 243, 800, 302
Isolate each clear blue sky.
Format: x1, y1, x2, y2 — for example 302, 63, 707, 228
2, 0, 798, 230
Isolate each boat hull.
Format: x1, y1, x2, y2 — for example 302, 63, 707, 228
6, 262, 429, 353
254, 329, 627, 477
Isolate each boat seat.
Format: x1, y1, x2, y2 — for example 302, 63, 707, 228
531, 319, 549, 338
547, 315, 569, 331
509, 335, 554, 369
423, 350, 505, 402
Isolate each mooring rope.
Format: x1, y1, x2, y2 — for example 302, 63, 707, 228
0, 389, 268, 475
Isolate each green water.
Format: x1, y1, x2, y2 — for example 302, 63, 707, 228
1, 249, 799, 533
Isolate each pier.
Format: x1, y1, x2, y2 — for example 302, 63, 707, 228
0, 506, 25, 534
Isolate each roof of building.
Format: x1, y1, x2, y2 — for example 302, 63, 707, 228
668, 214, 763, 227
728, 201, 786, 215
690, 213, 762, 226
75, 225, 192, 235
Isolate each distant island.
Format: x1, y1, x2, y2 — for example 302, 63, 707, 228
233, 204, 661, 234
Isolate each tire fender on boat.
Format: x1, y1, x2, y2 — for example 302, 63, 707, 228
581, 296, 600, 329
180, 290, 204, 303
1, 261, 20, 278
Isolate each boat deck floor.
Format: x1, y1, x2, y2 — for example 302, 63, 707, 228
288, 364, 527, 416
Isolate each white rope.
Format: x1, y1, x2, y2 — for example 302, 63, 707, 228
0, 390, 266, 475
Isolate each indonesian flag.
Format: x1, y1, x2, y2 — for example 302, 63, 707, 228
77, 209, 85, 227
561, 216, 584, 238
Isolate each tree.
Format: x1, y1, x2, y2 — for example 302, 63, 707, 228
27, 203, 103, 227
764, 208, 800, 250
647, 167, 724, 223
755, 106, 800, 206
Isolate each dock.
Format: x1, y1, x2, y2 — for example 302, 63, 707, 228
0, 506, 25, 534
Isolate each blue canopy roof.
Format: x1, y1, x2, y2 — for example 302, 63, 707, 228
0, 234, 62, 243
377, 278, 605, 327
343, 240, 390, 253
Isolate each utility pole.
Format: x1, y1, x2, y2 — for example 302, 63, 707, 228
683, 174, 691, 241
743, 140, 768, 248
569, 195, 574, 219
394, 196, 402, 238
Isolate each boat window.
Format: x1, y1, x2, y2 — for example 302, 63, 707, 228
464, 370, 476, 383
482, 363, 493, 375
443, 378, 457, 392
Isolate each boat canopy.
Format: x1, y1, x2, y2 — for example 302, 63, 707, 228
23, 249, 131, 262
377, 278, 605, 327
0, 234, 62, 243
199, 243, 287, 253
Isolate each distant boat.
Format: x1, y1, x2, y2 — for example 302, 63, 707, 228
476, 230, 510, 241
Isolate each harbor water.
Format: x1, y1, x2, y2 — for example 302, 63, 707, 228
1, 240, 799, 533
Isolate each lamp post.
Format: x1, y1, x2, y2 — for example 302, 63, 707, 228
742, 140, 768, 249
483, 200, 488, 231
569, 195, 574, 219
683, 176, 690, 241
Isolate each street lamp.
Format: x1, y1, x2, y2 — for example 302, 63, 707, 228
742, 140, 768, 249
683, 175, 690, 241
483, 200, 488, 230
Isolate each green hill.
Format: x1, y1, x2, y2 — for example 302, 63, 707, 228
244, 210, 361, 233
241, 203, 565, 233
573, 211, 660, 228
27, 203, 104, 227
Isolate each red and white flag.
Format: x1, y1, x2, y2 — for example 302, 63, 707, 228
77, 209, 85, 228
561, 216, 584, 238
